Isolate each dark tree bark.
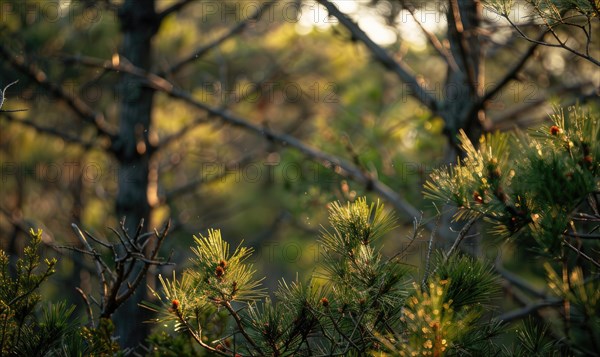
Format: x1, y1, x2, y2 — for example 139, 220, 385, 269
443, 0, 485, 152
113, 0, 159, 347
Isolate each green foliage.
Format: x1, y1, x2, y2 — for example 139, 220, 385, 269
145, 330, 200, 357
0, 229, 91, 356
190, 229, 264, 303
148, 198, 504, 356
425, 106, 599, 247
507, 318, 565, 356
424, 105, 600, 355
433, 253, 501, 310
381, 254, 503, 356
80, 318, 122, 356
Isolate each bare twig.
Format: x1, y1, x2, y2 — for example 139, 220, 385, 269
443, 217, 478, 261
563, 231, 600, 240
497, 299, 562, 323
400, 0, 459, 72
421, 216, 440, 289
0, 80, 24, 112
480, 32, 545, 106
173, 308, 230, 356
71, 224, 111, 307
68, 219, 171, 325
500, 12, 600, 66
75, 287, 95, 328
562, 240, 600, 268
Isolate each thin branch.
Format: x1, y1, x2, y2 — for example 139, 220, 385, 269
497, 299, 562, 323
224, 301, 264, 355
443, 217, 478, 261
157, 115, 209, 149
421, 216, 440, 289
164, 1, 276, 76
400, 0, 459, 72
480, 32, 545, 106
55, 53, 443, 237
388, 215, 424, 263
157, 0, 195, 20
562, 240, 600, 268
75, 287, 95, 328
0, 45, 116, 138
501, 13, 600, 66
71, 224, 111, 306
83, 230, 112, 248
115, 220, 171, 305
173, 309, 230, 356
495, 261, 548, 299
563, 231, 600, 240
315, 0, 439, 114
0, 112, 98, 150
169, 86, 423, 219
0, 80, 20, 111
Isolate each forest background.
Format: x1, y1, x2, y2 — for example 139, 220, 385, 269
0, 0, 598, 351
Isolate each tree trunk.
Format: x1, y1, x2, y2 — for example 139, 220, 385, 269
438, 0, 485, 253
114, 0, 158, 347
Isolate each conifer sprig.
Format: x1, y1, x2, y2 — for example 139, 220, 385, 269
190, 229, 264, 302
424, 106, 599, 244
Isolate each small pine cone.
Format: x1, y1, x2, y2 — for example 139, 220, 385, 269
491, 167, 502, 179
550, 125, 561, 135
320, 297, 329, 307
473, 191, 483, 204
170, 299, 180, 312
215, 266, 225, 278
